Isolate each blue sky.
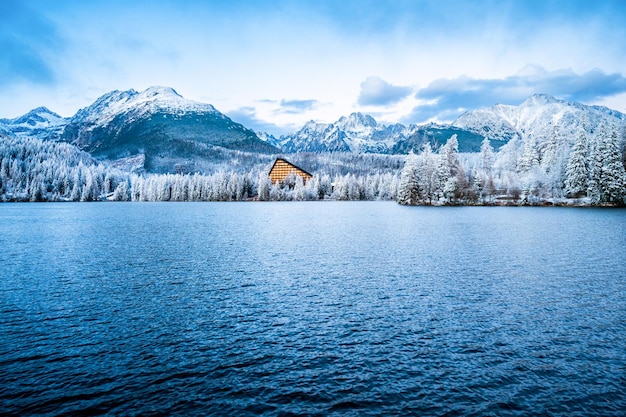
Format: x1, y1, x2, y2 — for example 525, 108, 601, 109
2, 0, 626, 135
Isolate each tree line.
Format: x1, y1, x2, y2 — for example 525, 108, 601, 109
1, 126, 624, 205
397, 125, 626, 206
0, 135, 399, 202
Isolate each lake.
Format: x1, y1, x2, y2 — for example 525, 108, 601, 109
1, 202, 625, 416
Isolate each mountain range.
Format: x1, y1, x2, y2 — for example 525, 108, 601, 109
1, 87, 624, 173
1, 87, 277, 173
269, 94, 626, 154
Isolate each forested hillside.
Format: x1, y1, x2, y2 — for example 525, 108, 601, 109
2, 89, 626, 205
397, 126, 626, 206
0, 134, 400, 202
2, 122, 625, 204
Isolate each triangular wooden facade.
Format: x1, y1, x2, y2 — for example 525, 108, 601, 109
268, 158, 313, 184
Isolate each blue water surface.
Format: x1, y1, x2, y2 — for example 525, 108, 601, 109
1, 202, 625, 416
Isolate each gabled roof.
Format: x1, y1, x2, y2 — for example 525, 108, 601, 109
269, 158, 313, 177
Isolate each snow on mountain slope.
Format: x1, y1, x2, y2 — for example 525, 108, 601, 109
256, 131, 287, 149
70, 86, 220, 128
279, 112, 489, 154
280, 93, 626, 155
61, 86, 277, 172
3, 91, 624, 164
0, 107, 68, 140
281, 120, 351, 153
281, 112, 406, 153
453, 94, 626, 144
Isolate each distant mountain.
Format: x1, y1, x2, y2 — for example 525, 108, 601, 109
0, 107, 68, 141
60, 87, 277, 172
393, 123, 490, 153
275, 94, 626, 155
281, 120, 351, 153
3, 91, 625, 173
279, 112, 406, 153
278, 112, 486, 154
453, 94, 626, 144
256, 131, 285, 149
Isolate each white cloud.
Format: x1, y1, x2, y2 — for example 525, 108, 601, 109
357, 77, 412, 106
1, 0, 626, 130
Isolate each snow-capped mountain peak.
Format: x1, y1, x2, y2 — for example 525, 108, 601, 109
2, 106, 66, 128
281, 113, 404, 153
59, 86, 277, 168
72, 86, 219, 127
520, 93, 562, 107
0, 106, 68, 141
132, 86, 217, 113
453, 93, 626, 144
336, 112, 377, 131
141, 86, 181, 98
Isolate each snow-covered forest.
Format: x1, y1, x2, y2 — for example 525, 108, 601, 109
397, 125, 626, 206
1, 124, 625, 205
0, 134, 400, 202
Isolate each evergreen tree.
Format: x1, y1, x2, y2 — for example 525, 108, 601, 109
257, 172, 271, 201
601, 126, 626, 204
397, 151, 420, 205
540, 129, 559, 173
494, 136, 519, 176
418, 143, 438, 204
518, 138, 540, 173
112, 181, 129, 201
436, 135, 461, 200
293, 175, 305, 201
479, 138, 495, 174
588, 126, 607, 203
564, 128, 589, 198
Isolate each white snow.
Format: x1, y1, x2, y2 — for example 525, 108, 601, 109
453, 94, 626, 145
74, 86, 219, 128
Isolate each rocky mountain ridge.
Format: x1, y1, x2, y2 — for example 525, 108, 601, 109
0, 107, 68, 141
1, 90, 625, 173
1, 87, 277, 173
453, 94, 626, 144
269, 94, 625, 154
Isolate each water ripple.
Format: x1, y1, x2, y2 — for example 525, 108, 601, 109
0, 203, 625, 416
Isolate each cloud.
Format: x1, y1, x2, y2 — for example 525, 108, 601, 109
406, 66, 626, 123
278, 99, 319, 114
0, 0, 62, 86
226, 106, 291, 136
358, 76, 412, 106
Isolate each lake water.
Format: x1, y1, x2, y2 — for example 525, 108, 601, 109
1, 202, 625, 416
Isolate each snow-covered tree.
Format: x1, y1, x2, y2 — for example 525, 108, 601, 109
480, 138, 495, 174
257, 172, 271, 201
397, 151, 420, 205
601, 126, 626, 204
112, 180, 129, 201
494, 136, 519, 177
564, 128, 589, 198
418, 143, 438, 204
588, 126, 607, 203
436, 135, 461, 200
518, 138, 540, 173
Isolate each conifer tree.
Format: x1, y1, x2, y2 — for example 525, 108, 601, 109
601, 126, 626, 204
418, 143, 438, 204
257, 172, 271, 201
518, 138, 540, 173
397, 151, 420, 205
437, 135, 461, 200
480, 138, 495, 174
564, 128, 589, 198
588, 126, 607, 203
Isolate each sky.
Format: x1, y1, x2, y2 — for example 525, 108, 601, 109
2, 0, 626, 135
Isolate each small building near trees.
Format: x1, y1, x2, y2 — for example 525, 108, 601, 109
269, 158, 312, 184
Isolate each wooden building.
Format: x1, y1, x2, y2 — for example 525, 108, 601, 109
269, 158, 313, 184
